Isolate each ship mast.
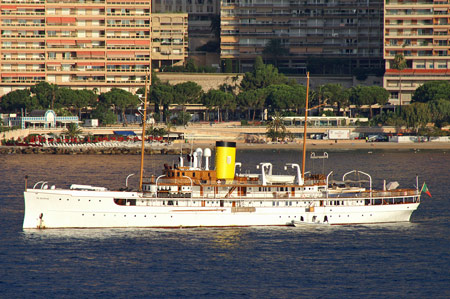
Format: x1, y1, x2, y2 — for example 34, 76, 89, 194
301, 72, 310, 182
139, 70, 151, 191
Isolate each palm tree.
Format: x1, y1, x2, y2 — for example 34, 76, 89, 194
392, 53, 407, 110
64, 123, 83, 140
266, 112, 287, 141
314, 85, 332, 116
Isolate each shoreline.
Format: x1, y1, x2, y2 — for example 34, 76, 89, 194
1, 140, 449, 155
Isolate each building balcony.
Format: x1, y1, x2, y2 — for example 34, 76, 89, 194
106, 80, 146, 84
107, 13, 150, 17
1, 57, 45, 61
46, 0, 105, 3
1, 78, 45, 84
1, 12, 45, 16
106, 24, 151, 28
106, 57, 150, 61
1, 0, 45, 3
105, 35, 150, 39
1, 46, 45, 50
1, 69, 46, 72
1, 23, 45, 27
1, 34, 45, 39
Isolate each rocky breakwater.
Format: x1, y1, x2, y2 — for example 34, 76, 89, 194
0, 146, 190, 155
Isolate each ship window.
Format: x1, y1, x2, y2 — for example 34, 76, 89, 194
182, 172, 185, 176
193, 172, 196, 177
177, 172, 180, 177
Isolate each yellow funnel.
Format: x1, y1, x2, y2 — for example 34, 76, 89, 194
215, 141, 236, 180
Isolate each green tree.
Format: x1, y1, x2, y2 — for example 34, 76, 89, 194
349, 85, 389, 118
30, 81, 59, 110
322, 84, 350, 116
174, 81, 203, 105
412, 80, 450, 103
201, 89, 234, 122
99, 88, 140, 126
265, 84, 306, 112
263, 39, 289, 69
91, 104, 117, 125
312, 85, 332, 115
172, 111, 192, 126
0, 89, 37, 112
428, 99, 450, 127
55, 88, 79, 116
210, 14, 221, 39
402, 102, 432, 133
223, 59, 233, 73
237, 88, 267, 121
151, 83, 176, 123
240, 58, 288, 91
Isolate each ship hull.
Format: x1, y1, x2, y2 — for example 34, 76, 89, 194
23, 189, 420, 229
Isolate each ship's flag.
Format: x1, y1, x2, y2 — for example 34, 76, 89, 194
421, 182, 432, 197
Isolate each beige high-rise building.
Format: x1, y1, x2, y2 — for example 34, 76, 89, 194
384, 0, 450, 105
0, 0, 187, 96
152, 0, 220, 51
220, 0, 385, 74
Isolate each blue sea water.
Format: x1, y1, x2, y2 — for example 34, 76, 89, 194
0, 149, 449, 298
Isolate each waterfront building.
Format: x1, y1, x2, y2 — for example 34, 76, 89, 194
220, 0, 385, 74
3, 110, 78, 129
383, 0, 450, 105
0, 0, 187, 96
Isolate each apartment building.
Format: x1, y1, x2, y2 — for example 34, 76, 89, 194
384, 0, 450, 105
152, 0, 220, 50
0, 0, 187, 96
220, 0, 384, 73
